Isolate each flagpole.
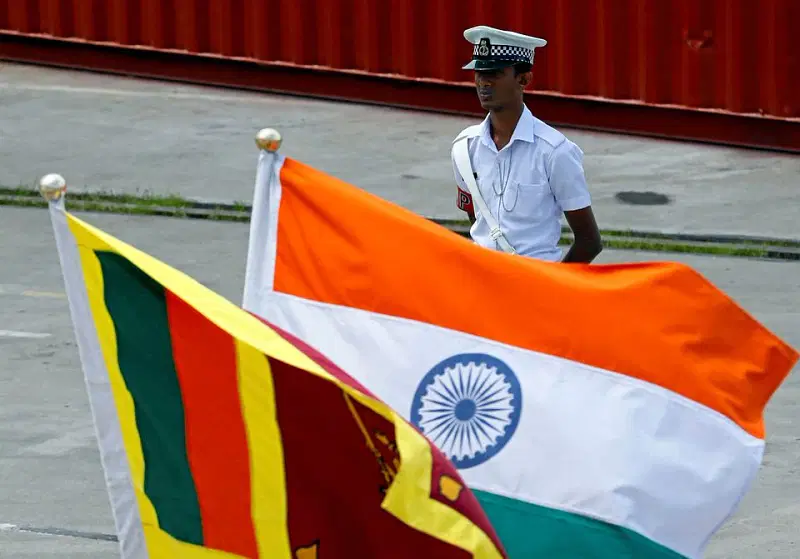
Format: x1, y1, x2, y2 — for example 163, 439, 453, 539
39, 172, 67, 207
243, 127, 283, 309
255, 127, 282, 153
38, 173, 147, 558
39, 172, 70, 279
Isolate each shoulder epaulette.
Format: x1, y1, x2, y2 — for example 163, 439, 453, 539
533, 117, 566, 148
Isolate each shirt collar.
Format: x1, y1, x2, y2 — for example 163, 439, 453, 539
479, 104, 536, 152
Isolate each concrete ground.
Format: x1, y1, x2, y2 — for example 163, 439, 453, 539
0, 206, 797, 558
1, 62, 799, 240
0, 63, 798, 557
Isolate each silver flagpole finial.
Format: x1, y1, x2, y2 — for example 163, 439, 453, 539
39, 173, 67, 201
255, 128, 282, 152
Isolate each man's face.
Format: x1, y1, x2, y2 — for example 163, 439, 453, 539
474, 66, 527, 111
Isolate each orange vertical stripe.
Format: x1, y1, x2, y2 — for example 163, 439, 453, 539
272, 157, 798, 439
165, 291, 259, 558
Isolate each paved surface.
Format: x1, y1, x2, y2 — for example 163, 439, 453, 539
0, 205, 798, 558
1, 62, 798, 557
1, 62, 799, 240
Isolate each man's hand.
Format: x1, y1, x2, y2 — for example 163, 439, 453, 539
562, 206, 602, 263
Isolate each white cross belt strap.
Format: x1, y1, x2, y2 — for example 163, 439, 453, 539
452, 135, 516, 254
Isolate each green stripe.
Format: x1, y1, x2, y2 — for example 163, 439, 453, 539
96, 251, 203, 545
475, 490, 686, 559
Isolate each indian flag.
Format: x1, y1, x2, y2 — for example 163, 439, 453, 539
45, 186, 507, 558
241, 147, 798, 559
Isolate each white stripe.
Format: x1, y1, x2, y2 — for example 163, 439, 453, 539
47, 200, 147, 558
252, 292, 762, 559
0, 330, 51, 339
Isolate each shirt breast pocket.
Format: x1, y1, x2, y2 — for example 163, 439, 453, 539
508, 180, 553, 220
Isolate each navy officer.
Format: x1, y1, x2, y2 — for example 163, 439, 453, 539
451, 25, 602, 263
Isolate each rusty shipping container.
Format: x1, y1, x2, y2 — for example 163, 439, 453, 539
1, 0, 798, 151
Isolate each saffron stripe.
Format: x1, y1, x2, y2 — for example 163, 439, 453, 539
271, 157, 798, 438
95, 250, 203, 546
165, 291, 259, 558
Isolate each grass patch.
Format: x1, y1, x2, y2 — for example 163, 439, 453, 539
0, 195, 250, 222
596, 228, 800, 249
1, 185, 249, 212
1, 186, 796, 260
432, 219, 800, 249
563, 238, 768, 259
5, 185, 189, 206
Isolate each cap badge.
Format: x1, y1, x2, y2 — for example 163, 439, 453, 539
477, 38, 491, 58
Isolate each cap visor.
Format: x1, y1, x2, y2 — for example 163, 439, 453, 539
462, 59, 517, 71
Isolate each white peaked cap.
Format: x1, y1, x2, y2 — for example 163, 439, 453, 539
462, 25, 547, 70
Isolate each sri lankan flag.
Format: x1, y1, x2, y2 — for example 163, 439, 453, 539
46, 193, 507, 559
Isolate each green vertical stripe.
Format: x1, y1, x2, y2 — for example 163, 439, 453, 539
474, 490, 687, 559
96, 251, 203, 545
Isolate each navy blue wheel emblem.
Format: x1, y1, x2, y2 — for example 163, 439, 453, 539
410, 353, 522, 469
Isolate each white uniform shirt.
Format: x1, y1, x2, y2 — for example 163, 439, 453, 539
452, 105, 592, 261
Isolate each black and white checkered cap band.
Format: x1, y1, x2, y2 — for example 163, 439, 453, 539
472, 43, 534, 63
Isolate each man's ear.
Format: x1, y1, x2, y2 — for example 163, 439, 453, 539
517, 71, 533, 89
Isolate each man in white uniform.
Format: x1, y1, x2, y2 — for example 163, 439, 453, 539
452, 26, 603, 263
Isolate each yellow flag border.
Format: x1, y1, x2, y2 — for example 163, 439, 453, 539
65, 211, 505, 558
67, 215, 164, 556
69, 215, 253, 558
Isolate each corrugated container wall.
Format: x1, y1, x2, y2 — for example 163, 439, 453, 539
1, 0, 798, 147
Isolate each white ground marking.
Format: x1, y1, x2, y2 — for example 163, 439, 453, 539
0, 284, 65, 299
0, 330, 51, 339
21, 425, 98, 457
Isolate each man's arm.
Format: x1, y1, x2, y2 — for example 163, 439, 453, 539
452, 150, 476, 224
458, 189, 476, 224
548, 139, 602, 263
562, 206, 602, 263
